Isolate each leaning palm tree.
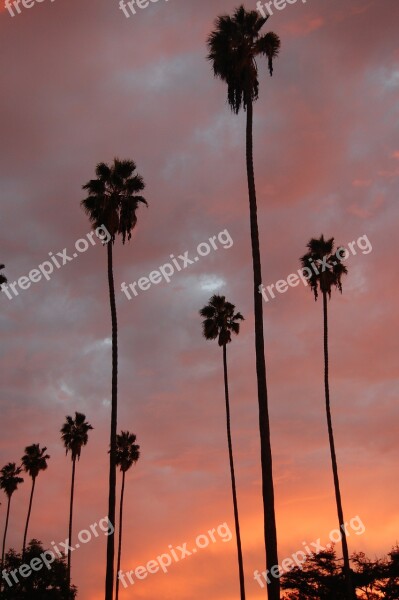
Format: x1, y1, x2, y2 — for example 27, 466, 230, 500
207, 8, 281, 598
0, 264, 7, 287
0, 463, 23, 589
81, 158, 146, 600
21, 444, 50, 555
200, 295, 246, 599
115, 431, 140, 600
61, 412, 93, 597
301, 235, 354, 600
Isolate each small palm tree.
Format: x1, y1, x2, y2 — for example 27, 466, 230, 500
81, 158, 146, 600
0, 463, 24, 587
301, 235, 354, 600
207, 10, 281, 598
0, 264, 7, 287
115, 431, 140, 600
61, 412, 93, 596
21, 444, 50, 555
200, 295, 246, 599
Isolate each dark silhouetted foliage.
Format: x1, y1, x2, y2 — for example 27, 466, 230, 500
282, 545, 399, 599
2, 539, 77, 599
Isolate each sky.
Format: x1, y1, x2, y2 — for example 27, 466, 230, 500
0, 0, 398, 598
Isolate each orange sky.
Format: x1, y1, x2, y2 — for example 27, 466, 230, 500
1, 0, 398, 598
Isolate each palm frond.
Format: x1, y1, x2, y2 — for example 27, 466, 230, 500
81, 158, 147, 244
0, 264, 7, 286
207, 5, 280, 112
60, 412, 93, 461
199, 295, 244, 347
301, 235, 348, 300
0, 463, 24, 497
115, 431, 140, 473
21, 444, 50, 479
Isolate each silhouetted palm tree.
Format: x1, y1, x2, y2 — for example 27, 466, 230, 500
200, 295, 246, 599
207, 8, 281, 598
61, 412, 93, 597
21, 444, 50, 555
0, 264, 7, 287
115, 431, 140, 600
0, 463, 24, 590
301, 235, 353, 600
81, 158, 146, 600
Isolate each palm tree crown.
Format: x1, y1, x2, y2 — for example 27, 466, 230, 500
81, 158, 147, 244
115, 432, 140, 473
0, 264, 7, 287
200, 294, 244, 346
0, 463, 23, 498
21, 444, 50, 479
301, 235, 348, 300
61, 413, 93, 461
207, 5, 280, 113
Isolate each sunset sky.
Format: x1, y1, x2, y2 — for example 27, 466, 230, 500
1, 0, 398, 598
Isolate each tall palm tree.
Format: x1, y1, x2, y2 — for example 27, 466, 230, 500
207, 8, 281, 598
301, 235, 354, 600
199, 295, 246, 600
81, 158, 146, 600
115, 431, 140, 600
0, 264, 7, 287
0, 463, 23, 588
21, 444, 50, 555
61, 412, 93, 597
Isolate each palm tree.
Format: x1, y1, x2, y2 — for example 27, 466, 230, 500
115, 431, 140, 600
21, 444, 50, 555
81, 158, 146, 600
200, 295, 246, 599
0, 264, 7, 287
207, 8, 281, 598
0, 463, 24, 588
61, 412, 93, 597
301, 235, 354, 600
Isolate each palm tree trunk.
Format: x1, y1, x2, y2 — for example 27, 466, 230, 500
246, 97, 279, 599
223, 344, 246, 600
0, 495, 12, 593
22, 476, 36, 556
115, 470, 126, 600
67, 457, 76, 597
322, 291, 355, 600
105, 241, 118, 600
